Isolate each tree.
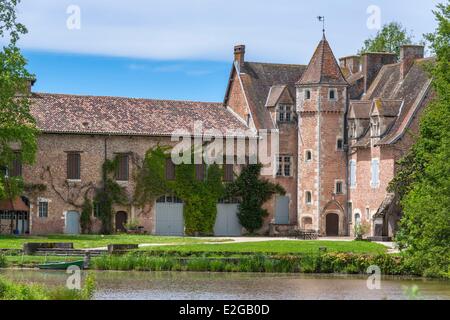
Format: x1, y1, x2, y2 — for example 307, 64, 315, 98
360, 22, 415, 59
389, 3, 450, 278
226, 164, 285, 234
0, 0, 38, 201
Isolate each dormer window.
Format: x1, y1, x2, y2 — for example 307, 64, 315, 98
350, 122, 357, 138
371, 118, 380, 137
277, 104, 293, 123
305, 90, 311, 100
329, 89, 337, 101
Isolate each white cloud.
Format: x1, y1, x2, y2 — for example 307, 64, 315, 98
15, 0, 439, 63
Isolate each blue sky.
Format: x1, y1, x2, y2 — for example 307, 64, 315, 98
14, 0, 441, 102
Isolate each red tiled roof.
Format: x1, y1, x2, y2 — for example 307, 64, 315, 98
240, 62, 306, 129
30, 93, 250, 137
0, 197, 29, 211
297, 36, 347, 85
348, 101, 371, 119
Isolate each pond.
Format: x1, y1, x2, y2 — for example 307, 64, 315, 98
1, 269, 449, 300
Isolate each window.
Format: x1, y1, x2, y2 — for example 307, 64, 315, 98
349, 160, 356, 188
347, 202, 353, 223
305, 191, 312, 205
93, 202, 100, 218
195, 164, 206, 181
165, 158, 176, 180
10, 152, 22, 177
246, 114, 251, 126
329, 89, 337, 100
115, 154, 129, 181
371, 159, 380, 188
336, 138, 344, 150
371, 118, 380, 137
350, 122, 357, 138
223, 164, 234, 182
38, 201, 48, 218
67, 153, 81, 180
305, 90, 311, 100
335, 181, 343, 194
305, 150, 312, 162
355, 213, 361, 226
277, 104, 293, 123
366, 207, 370, 220
276, 155, 292, 177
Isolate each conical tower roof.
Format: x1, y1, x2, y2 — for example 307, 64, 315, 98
297, 35, 347, 85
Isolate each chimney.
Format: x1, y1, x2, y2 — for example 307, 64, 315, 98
400, 45, 424, 79
339, 55, 361, 75
362, 52, 397, 94
234, 44, 245, 67
16, 77, 35, 96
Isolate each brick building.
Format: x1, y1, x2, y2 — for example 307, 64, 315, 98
0, 36, 432, 239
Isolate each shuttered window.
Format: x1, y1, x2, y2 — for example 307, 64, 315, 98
165, 158, 176, 180
67, 153, 81, 180
371, 159, 380, 188
115, 154, 129, 181
10, 152, 22, 177
223, 164, 234, 182
195, 164, 206, 181
349, 160, 356, 188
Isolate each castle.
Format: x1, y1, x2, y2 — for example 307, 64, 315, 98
0, 35, 433, 239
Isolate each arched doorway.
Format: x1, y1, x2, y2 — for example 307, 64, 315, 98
326, 213, 339, 236
115, 211, 128, 233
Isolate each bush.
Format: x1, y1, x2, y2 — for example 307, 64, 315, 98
0, 254, 7, 268
0, 274, 96, 300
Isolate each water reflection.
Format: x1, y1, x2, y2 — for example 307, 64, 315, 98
1, 270, 449, 300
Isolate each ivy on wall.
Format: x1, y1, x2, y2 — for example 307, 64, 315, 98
134, 146, 225, 236
94, 157, 128, 234
80, 197, 93, 234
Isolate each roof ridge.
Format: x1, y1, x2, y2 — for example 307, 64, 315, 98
245, 61, 307, 67
32, 92, 222, 105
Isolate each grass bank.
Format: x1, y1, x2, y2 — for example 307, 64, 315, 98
0, 234, 229, 249
0, 274, 95, 300
141, 240, 387, 255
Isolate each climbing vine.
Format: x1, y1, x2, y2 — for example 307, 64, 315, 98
80, 197, 93, 234
134, 146, 224, 236
94, 157, 128, 234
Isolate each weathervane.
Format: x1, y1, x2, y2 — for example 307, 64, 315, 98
317, 16, 325, 35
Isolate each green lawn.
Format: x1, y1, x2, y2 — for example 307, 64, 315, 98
142, 240, 387, 254
0, 234, 228, 249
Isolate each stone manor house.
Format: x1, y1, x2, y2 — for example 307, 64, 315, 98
0, 35, 433, 239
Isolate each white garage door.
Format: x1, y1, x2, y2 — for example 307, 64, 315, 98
155, 195, 184, 236
214, 199, 242, 236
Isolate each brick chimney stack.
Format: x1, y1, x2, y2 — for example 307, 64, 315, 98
234, 44, 246, 67
400, 45, 424, 79
362, 52, 397, 94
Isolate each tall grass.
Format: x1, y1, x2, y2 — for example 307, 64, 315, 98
0, 274, 96, 300
91, 252, 411, 275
